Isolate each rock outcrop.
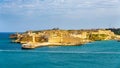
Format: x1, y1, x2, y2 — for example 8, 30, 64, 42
10, 29, 120, 49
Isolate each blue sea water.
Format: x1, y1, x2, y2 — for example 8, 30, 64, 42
0, 33, 120, 68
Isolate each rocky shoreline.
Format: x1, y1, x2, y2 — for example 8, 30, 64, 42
10, 28, 120, 49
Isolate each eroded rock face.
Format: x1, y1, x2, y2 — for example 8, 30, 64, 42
10, 29, 120, 49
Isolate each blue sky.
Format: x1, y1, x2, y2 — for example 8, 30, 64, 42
0, 0, 120, 32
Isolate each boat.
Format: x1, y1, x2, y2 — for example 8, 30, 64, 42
22, 43, 35, 49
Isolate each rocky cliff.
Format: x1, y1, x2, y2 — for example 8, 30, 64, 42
10, 29, 120, 49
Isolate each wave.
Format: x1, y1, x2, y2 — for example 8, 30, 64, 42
1, 50, 120, 54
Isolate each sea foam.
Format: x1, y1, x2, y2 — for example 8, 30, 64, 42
0, 50, 120, 54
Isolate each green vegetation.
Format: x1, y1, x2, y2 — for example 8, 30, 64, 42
107, 28, 120, 35
88, 34, 108, 41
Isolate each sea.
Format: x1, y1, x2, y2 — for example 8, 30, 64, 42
0, 32, 120, 68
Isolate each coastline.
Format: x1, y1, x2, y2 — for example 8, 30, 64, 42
10, 28, 120, 49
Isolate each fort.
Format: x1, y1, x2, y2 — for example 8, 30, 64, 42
10, 28, 120, 49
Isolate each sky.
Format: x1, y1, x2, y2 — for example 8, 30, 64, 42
0, 0, 120, 32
